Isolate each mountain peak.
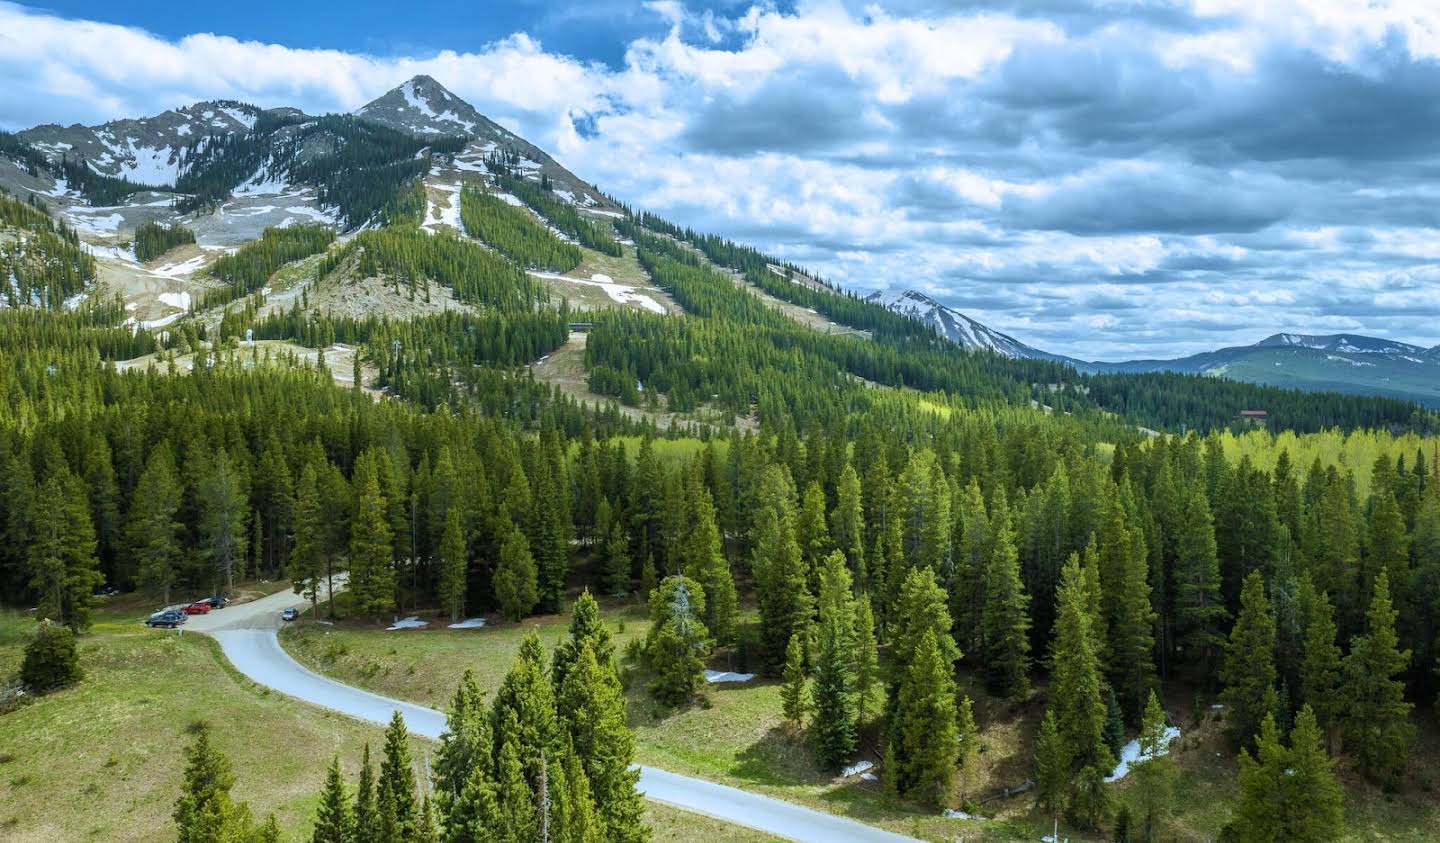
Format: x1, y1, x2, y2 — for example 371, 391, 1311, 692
864, 289, 1061, 361
355, 76, 483, 138
1253, 332, 1426, 355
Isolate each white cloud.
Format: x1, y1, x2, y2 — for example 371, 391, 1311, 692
3, 0, 1440, 357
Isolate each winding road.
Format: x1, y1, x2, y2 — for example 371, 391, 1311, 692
186, 583, 919, 843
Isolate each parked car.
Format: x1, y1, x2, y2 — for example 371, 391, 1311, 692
145, 610, 187, 628
281, 608, 299, 622
182, 601, 212, 615
204, 596, 229, 609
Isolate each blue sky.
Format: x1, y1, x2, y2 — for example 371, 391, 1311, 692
4, 0, 1440, 358
27, 0, 703, 65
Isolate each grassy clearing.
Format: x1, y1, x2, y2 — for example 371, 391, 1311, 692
0, 612, 408, 842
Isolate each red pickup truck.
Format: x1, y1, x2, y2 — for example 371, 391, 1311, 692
181, 601, 212, 615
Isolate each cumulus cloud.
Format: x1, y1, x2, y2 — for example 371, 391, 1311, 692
2, 0, 1439, 358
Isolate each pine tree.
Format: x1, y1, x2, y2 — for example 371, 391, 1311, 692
1049, 554, 1110, 772
1220, 571, 1278, 748
435, 669, 491, 811
447, 765, 506, 843
1341, 569, 1414, 784
1298, 582, 1343, 742
682, 483, 737, 644
752, 498, 813, 674
1234, 714, 1287, 843
553, 590, 616, 695
491, 632, 560, 778
781, 633, 809, 731
891, 566, 961, 670
1129, 691, 1176, 843
812, 552, 859, 770
831, 462, 866, 581
127, 443, 183, 604
887, 628, 958, 806
174, 725, 256, 842
852, 594, 880, 730
1110, 505, 1157, 721
27, 470, 102, 630
378, 712, 417, 839
1174, 486, 1227, 677
355, 744, 377, 843
437, 507, 467, 622
1103, 687, 1125, 763
494, 520, 539, 622
1362, 489, 1409, 614
602, 520, 630, 597
199, 451, 250, 597
312, 756, 354, 843
559, 642, 648, 843
1285, 705, 1345, 842
349, 467, 396, 617
288, 463, 325, 612
1234, 708, 1343, 843
644, 576, 710, 706
982, 500, 1031, 699
955, 694, 978, 805
1034, 709, 1069, 840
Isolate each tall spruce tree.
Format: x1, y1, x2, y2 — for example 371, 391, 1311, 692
349, 466, 396, 616
1341, 569, 1414, 784
1174, 486, 1227, 678
126, 443, 183, 603
558, 642, 648, 843
288, 463, 325, 612
1220, 571, 1278, 748
1298, 580, 1344, 745
812, 553, 858, 769
27, 469, 102, 630
681, 483, 737, 644
1047, 555, 1110, 773
494, 520, 539, 622
312, 756, 354, 843
982, 498, 1031, 699
644, 575, 710, 706
437, 507, 467, 622
378, 712, 418, 840
886, 628, 958, 806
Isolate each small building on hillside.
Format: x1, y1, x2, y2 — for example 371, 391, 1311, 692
1238, 410, 1269, 426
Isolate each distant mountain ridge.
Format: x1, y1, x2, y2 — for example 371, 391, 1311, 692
868, 289, 1440, 407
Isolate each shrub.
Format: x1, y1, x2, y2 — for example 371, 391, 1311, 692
20, 619, 82, 692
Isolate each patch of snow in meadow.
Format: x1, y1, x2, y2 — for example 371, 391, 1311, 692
386, 616, 430, 631
703, 670, 754, 684
448, 618, 487, 630
841, 760, 873, 778
1106, 725, 1180, 782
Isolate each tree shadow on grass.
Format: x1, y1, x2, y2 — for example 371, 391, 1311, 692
730, 725, 832, 788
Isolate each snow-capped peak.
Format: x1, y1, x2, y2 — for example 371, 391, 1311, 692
864, 289, 1050, 360
354, 75, 481, 137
